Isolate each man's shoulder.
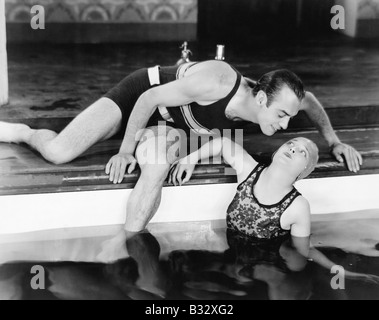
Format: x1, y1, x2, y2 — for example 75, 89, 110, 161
196, 60, 237, 73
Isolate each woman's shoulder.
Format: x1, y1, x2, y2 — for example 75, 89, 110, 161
286, 195, 311, 222
286, 196, 311, 237
291, 195, 310, 210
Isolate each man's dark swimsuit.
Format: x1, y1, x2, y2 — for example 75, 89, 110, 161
104, 61, 249, 136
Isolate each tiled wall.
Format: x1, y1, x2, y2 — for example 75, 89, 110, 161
357, 0, 379, 37
4, 0, 198, 42
5, 0, 197, 23
358, 0, 379, 18
335, 0, 379, 37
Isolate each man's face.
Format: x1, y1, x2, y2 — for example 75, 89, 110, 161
257, 86, 301, 136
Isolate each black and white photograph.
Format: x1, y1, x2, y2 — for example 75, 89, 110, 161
0, 0, 379, 303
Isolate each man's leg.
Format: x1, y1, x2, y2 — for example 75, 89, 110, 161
126, 231, 169, 297
124, 125, 182, 232
0, 97, 122, 164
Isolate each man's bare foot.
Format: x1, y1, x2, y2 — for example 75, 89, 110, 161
96, 229, 135, 263
0, 122, 31, 144
127, 232, 168, 297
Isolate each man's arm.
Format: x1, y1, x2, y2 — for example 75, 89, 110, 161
300, 92, 363, 172
106, 64, 234, 184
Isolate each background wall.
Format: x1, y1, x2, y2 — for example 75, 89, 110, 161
333, 0, 379, 38
5, 0, 198, 42
198, 0, 338, 43
4, 0, 379, 43
1, 0, 8, 105
198, 0, 379, 43
357, 0, 379, 37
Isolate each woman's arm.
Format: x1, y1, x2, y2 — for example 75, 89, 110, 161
292, 236, 339, 271
221, 138, 258, 183
289, 198, 379, 283
288, 196, 312, 238
169, 137, 258, 186
291, 236, 379, 284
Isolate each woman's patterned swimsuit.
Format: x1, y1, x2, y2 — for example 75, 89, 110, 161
227, 164, 301, 239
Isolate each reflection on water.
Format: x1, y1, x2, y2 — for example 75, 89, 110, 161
1, 214, 379, 300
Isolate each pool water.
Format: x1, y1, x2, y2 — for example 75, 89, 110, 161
1, 211, 379, 300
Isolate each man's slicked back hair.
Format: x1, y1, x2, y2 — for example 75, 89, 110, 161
252, 69, 306, 106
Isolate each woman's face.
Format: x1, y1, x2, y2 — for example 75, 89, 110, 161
273, 139, 310, 179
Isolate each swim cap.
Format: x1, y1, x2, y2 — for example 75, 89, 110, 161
293, 137, 319, 180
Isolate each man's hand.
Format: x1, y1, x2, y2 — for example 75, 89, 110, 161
168, 156, 197, 186
331, 142, 363, 173
106, 153, 137, 184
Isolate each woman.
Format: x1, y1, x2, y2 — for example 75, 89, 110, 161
169, 137, 379, 291
169, 136, 319, 239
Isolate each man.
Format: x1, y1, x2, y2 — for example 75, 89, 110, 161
0, 60, 362, 233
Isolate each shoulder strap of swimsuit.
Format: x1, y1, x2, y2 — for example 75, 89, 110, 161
279, 188, 303, 215
222, 63, 242, 101
237, 163, 264, 189
228, 71, 242, 99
